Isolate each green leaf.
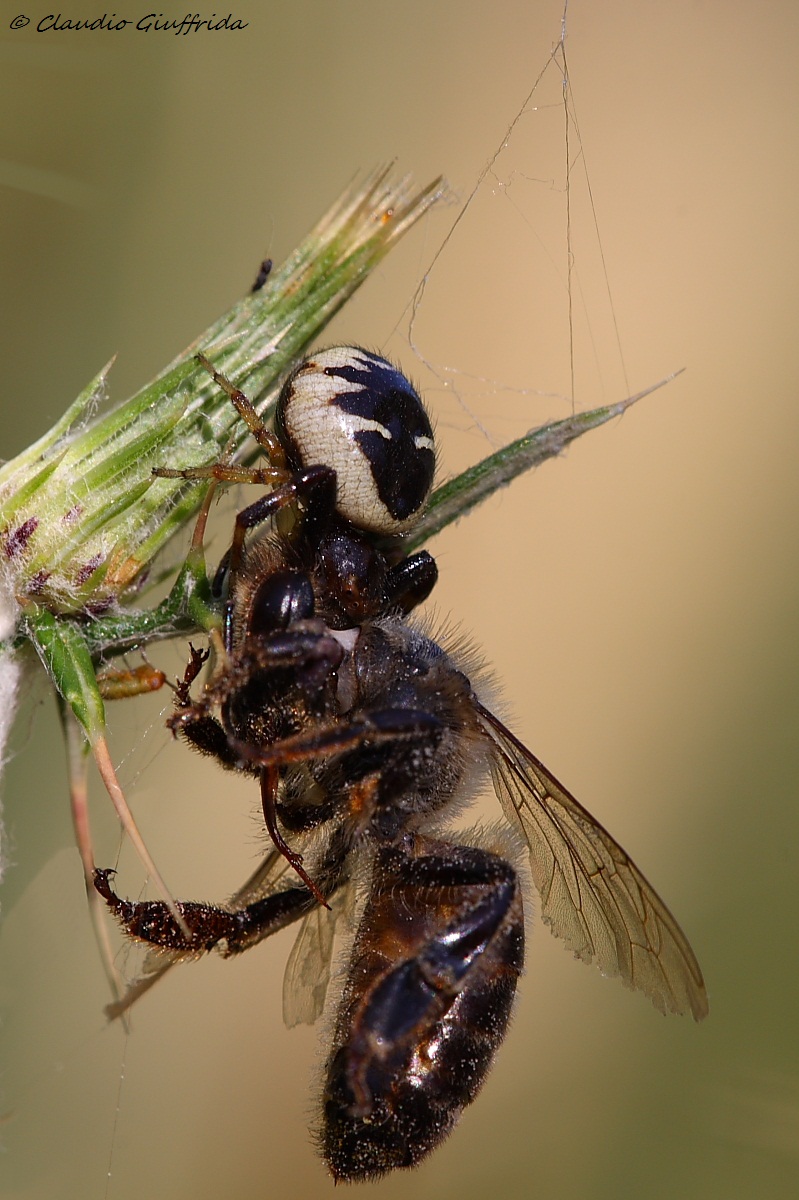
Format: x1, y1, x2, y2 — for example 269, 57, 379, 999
25, 607, 106, 742
407, 373, 683, 552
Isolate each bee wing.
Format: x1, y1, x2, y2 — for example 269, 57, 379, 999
230, 847, 290, 906
282, 883, 354, 1028
282, 901, 338, 1028
475, 701, 708, 1020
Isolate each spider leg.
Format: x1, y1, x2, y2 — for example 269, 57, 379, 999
383, 551, 438, 614
195, 351, 287, 464
153, 462, 287, 487
226, 464, 336, 578
151, 353, 289, 494
57, 693, 190, 940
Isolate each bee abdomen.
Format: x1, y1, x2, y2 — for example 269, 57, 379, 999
321, 837, 524, 1182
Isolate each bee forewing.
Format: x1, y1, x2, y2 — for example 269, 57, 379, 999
283, 897, 340, 1028
475, 702, 708, 1021
229, 847, 290, 907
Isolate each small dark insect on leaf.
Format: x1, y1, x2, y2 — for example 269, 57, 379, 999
251, 257, 273, 293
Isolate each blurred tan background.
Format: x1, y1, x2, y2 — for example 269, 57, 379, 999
2, 2, 799, 1197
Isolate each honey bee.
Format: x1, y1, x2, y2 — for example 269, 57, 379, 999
95, 346, 708, 1181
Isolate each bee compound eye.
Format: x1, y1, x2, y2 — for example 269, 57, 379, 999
249, 570, 315, 635
277, 347, 436, 535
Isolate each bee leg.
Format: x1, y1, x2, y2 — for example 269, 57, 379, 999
93, 867, 318, 957
96, 828, 353, 1022
93, 814, 354, 963
229, 708, 444, 772
168, 706, 243, 769
259, 765, 330, 908
164, 645, 246, 769
173, 642, 210, 705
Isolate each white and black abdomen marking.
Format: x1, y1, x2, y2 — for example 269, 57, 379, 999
277, 347, 435, 535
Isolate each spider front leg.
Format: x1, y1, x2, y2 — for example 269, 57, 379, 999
154, 352, 288, 487
151, 353, 295, 568
166, 358, 337, 547
195, 351, 287, 465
